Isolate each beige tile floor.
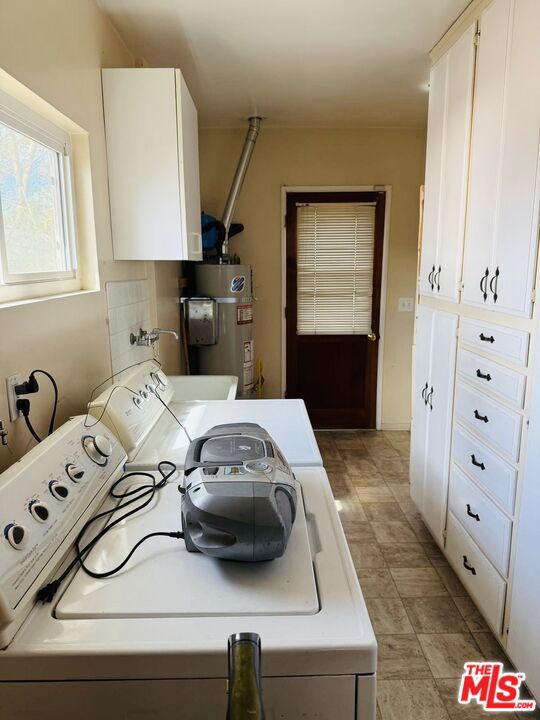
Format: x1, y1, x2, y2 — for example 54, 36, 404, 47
315, 430, 539, 720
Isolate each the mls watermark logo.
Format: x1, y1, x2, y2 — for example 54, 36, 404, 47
458, 662, 536, 712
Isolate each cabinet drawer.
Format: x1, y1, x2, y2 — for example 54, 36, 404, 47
460, 318, 529, 367
449, 465, 512, 576
452, 425, 517, 514
457, 349, 526, 408
454, 382, 522, 461
445, 512, 506, 633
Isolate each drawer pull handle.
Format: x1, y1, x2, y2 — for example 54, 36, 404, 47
476, 369, 492, 382
471, 454, 485, 471
463, 556, 477, 575
474, 410, 489, 423
466, 504, 480, 522
479, 333, 495, 344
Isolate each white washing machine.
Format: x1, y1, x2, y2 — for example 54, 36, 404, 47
87, 361, 322, 470
0, 416, 377, 719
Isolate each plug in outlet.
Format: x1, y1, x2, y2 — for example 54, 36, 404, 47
6, 374, 22, 422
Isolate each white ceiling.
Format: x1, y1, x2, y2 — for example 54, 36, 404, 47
98, 0, 471, 128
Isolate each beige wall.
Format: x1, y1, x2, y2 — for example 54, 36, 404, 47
0, 0, 179, 471
199, 127, 426, 429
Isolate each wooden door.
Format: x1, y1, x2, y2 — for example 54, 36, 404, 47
285, 191, 385, 429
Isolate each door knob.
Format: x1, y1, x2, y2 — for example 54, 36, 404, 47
367, 332, 377, 342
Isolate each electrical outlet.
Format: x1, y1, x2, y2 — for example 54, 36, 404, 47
6, 374, 22, 422
398, 297, 414, 313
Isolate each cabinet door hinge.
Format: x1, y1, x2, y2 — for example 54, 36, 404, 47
474, 30, 481, 46
531, 289, 536, 303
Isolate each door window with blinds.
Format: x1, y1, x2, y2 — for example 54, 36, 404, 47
296, 202, 376, 335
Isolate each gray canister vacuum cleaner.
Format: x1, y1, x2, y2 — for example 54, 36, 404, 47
181, 423, 298, 562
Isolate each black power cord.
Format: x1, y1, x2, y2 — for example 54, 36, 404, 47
37, 460, 183, 604
15, 369, 59, 442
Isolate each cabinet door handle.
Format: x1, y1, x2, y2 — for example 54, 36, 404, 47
479, 332, 495, 344
421, 382, 429, 404
474, 410, 489, 423
471, 454, 485, 470
476, 369, 492, 382
434, 265, 441, 292
466, 504, 480, 522
489, 266, 500, 303
463, 555, 477, 575
479, 268, 489, 301
428, 265, 435, 290
427, 386, 434, 411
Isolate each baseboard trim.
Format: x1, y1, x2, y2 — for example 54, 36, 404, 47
381, 422, 411, 432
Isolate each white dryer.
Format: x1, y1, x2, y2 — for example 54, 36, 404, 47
0, 416, 377, 720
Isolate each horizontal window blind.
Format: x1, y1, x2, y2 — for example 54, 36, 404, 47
296, 202, 376, 335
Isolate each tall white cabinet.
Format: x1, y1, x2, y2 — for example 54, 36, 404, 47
419, 24, 476, 302
102, 68, 203, 262
412, 0, 540, 701
410, 307, 458, 545
461, 0, 540, 317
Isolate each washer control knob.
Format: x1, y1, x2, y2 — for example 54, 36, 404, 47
83, 435, 112, 464
133, 396, 142, 409
151, 371, 168, 388
145, 383, 156, 394
49, 481, 70, 500
4, 524, 28, 550
29, 501, 50, 523
66, 464, 85, 483
139, 389, 149, 401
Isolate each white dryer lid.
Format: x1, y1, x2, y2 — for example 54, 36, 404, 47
128, 399, 322, 470
56, 480, 319, 619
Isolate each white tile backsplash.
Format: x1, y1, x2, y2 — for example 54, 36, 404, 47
106, 280, 153, 379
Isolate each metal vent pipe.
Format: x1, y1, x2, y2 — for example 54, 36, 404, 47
221, 116, 262, 253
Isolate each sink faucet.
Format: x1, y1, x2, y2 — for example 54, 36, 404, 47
130, 327, 179, 347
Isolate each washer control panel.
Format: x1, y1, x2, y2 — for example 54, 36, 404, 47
0, 416, 126, 645
87, 363, 173, 460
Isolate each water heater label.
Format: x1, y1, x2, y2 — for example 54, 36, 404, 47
243, 362, 254, 390
230, 275, 246, 293
237, 304, 253, 325
244, 340, 253, 363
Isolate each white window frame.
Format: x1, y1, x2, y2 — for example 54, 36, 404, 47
0, 89, 79, 290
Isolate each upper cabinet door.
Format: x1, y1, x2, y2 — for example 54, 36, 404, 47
102, 68, 202, 262
462, 0, 540, 317
420, 25, 476, 302
420, 62, 445, 297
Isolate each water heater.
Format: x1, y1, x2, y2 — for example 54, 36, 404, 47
187, 263, 254, 398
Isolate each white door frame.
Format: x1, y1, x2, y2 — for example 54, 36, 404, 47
280, 185, 392, 431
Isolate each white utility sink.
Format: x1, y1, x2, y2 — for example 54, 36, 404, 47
167, 374, 238, 401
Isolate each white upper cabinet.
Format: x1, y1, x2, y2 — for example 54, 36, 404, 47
102, 68, 202, 261
462, 0, 540, 317
420, 24, 476, 302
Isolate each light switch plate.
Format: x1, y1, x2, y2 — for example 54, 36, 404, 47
398, 297, 414, 313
